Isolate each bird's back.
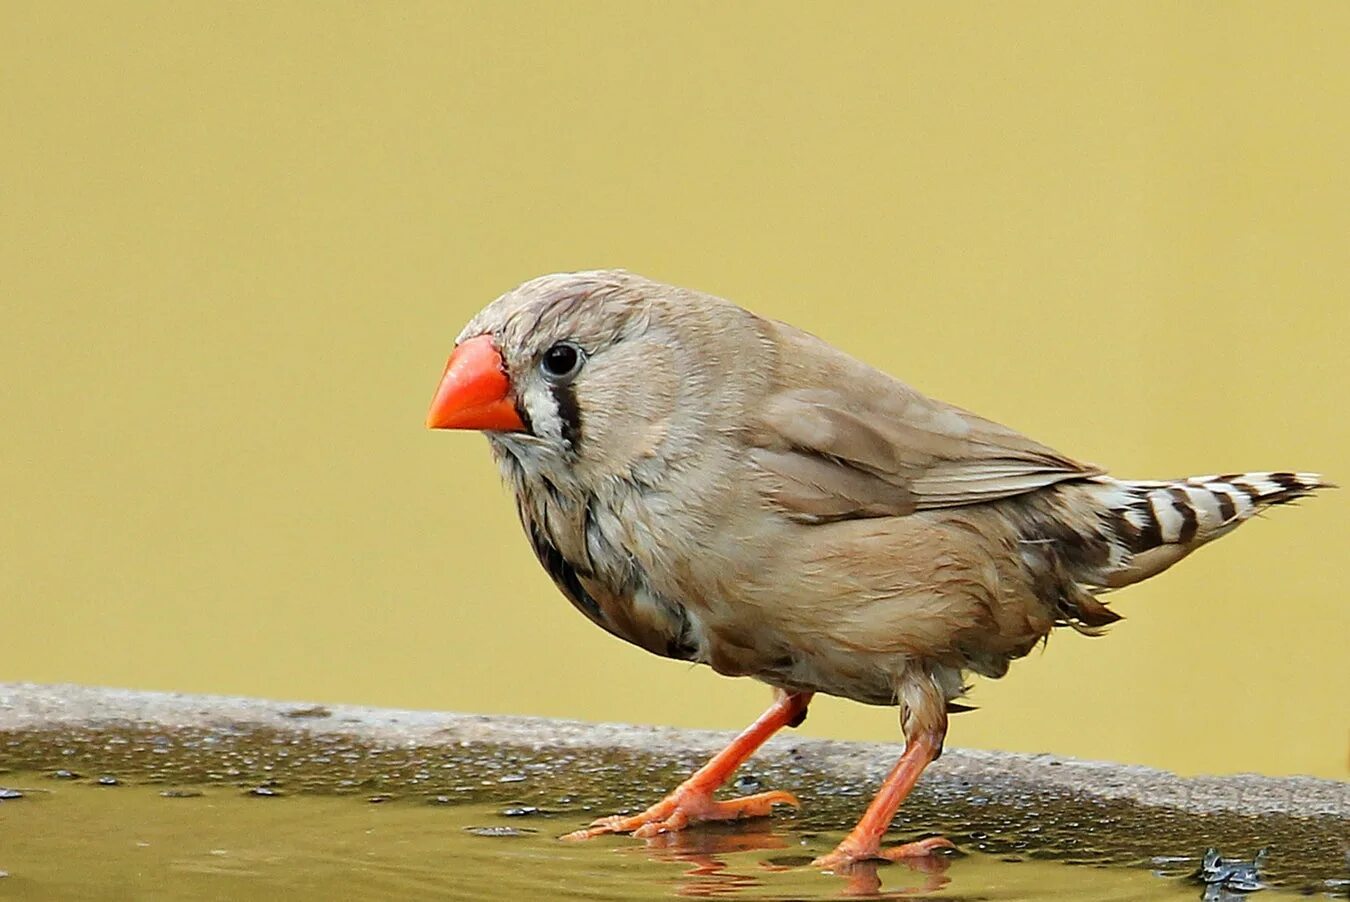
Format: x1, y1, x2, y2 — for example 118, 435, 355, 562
669, 312, 1330, 703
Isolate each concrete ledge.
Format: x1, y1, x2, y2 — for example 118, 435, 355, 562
1, 682, 1343, 818
5, 683, 1345, 893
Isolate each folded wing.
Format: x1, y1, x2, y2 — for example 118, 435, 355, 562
749, 326, 1101, 523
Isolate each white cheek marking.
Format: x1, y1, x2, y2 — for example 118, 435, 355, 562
521, 381, 565, 448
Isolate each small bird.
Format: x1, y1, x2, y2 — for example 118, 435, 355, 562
426, 270, 1326, 869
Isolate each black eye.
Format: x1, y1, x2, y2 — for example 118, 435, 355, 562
540, 341, 584, 381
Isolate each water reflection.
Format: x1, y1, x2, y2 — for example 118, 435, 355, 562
634, 822, 786, 897
632, 823, 952, 899
827, 856, 951, 899
0, 762, 1333, 900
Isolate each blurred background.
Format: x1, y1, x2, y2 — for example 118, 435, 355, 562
3, 2, 1346, 779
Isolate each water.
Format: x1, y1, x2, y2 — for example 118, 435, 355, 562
0, 780, 1285, 901
0, 722, 1345, 900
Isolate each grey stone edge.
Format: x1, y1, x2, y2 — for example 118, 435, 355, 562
0, 683, 1343, 818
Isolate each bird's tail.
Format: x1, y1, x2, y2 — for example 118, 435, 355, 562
1092, 471, 1330, 588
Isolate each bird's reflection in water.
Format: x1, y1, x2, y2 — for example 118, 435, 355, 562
631, 823, 785, 898
630, 823, 952, 899
825, 854, 952, 899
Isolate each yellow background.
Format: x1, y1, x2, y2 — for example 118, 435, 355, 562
3, 2, 1346, 778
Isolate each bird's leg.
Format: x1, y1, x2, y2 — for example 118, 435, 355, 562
562, 690, 812, 841
811, 731, 953, 869
813, 680, 956, 870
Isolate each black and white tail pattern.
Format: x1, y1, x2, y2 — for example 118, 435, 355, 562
1093, 471, 1329, 587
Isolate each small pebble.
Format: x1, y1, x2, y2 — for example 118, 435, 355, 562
97, 776, 119, 786
159, 789, 203, 798
247, 787, 281, 797
502, 805, 539, 817
51, 770, 80, 780
0, 789, 22, 801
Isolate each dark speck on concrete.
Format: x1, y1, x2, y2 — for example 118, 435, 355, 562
734, 774, 764, 793
281, 706, 333, 720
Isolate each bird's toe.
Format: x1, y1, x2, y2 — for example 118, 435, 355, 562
812, 835, 954, 870
560, 787, 798, 842
878, 836, 956, 860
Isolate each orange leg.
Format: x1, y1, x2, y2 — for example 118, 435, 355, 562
562, 690, 812, 841
811, 730, 955, 870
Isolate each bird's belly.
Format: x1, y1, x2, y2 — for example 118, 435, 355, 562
766, 657, 902, 706
697, 615, 904, 706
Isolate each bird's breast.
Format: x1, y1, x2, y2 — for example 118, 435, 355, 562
514, 483, 706, 664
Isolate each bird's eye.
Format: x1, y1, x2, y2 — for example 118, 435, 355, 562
540, 341, 584, 382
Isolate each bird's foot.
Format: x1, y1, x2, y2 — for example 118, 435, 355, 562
561, 787, 800, 841
811, 835, 955, 870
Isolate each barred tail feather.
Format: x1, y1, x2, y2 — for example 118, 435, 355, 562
1094, 471, 1330, 588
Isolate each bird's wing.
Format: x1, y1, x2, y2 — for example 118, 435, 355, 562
748, 325, 1101, 522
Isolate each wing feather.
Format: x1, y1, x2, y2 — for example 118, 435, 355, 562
749, 326, 1100, 522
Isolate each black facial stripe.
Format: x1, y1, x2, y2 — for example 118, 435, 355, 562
514, 399, 533, 434
550, 381, 582, 451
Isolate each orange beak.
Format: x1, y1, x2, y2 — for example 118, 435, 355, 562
426, 335, 527, 432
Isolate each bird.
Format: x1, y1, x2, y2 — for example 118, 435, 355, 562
425, 269, 1327, 869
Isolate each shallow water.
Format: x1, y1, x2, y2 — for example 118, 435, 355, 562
0, 721, 1345, 899
0, 777, 1303, 901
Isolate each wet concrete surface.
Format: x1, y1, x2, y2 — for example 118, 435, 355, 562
1, 683, 1346, 895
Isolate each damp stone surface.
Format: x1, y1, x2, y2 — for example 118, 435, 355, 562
1, 683, 1345, 900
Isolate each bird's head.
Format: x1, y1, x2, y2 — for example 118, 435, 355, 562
427, 270, 735, 487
